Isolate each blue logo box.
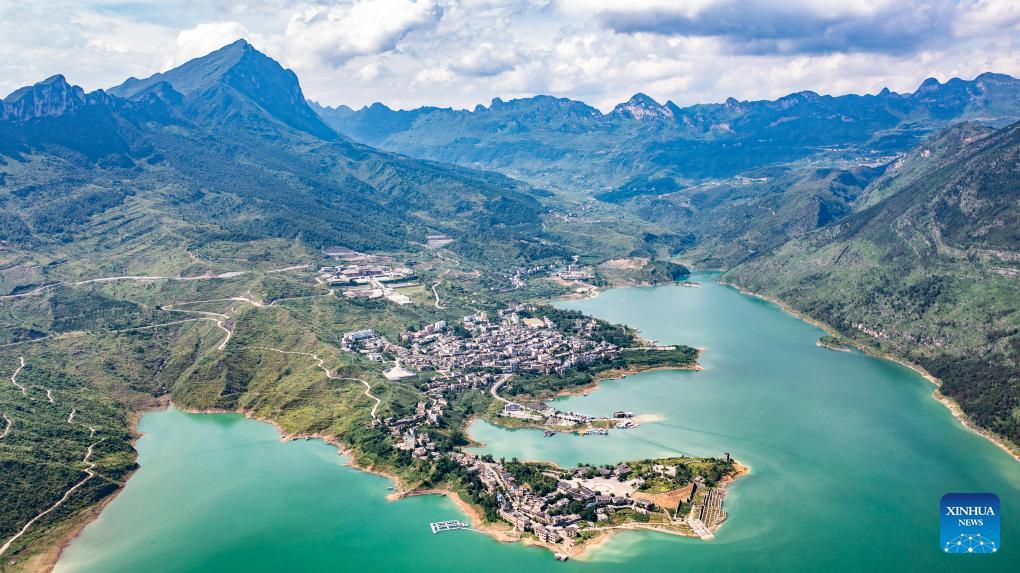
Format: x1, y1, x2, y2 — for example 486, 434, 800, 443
941, 493, 1000, 554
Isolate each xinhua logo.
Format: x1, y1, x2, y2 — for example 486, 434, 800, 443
940, 493, 1000, 554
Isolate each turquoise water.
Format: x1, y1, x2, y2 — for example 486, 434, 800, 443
57, 273, 1019, 571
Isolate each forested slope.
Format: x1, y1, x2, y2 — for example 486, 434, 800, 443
726, 122, 1020, 445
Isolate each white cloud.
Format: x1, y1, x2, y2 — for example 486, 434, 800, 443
414, 65, 455, 84
170, 21, 254, 67
1, 0, 1019, 112
452, 42, 523, 76
284, 0, 442, 67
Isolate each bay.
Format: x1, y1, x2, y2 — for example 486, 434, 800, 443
57, 273, 1020, 572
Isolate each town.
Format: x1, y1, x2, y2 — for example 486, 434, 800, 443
337, 304, 736, 556
442, 452, 735, 555
342, 305, 644, 432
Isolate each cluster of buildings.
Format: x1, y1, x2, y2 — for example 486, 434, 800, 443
555, 263, 594, 281
445, 453, 658, 550
687, 476, 728, 530
499, 402, 614, 430
395, 306, 619, 375
337, 307, 730, 549
320, 263, 418, 305
343, 305, 634, 454
389, 399, 448, 460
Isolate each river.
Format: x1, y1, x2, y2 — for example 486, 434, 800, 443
56, 273, 1019, 572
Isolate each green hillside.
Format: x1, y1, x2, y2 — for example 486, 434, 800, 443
725, 122, 1020, 445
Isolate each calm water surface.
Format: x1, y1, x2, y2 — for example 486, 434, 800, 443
57, 273, 1019, 572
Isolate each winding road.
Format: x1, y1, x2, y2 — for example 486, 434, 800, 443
0, 413, 10, 439
245, 346, 382, 420
0, 437, 104, 557
10, 356, 27, 396
0, 262, 310, 303
431, 268, 450, 309
489, 373, 513, 404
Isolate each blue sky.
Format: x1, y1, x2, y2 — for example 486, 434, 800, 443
2, 1, 1019, 111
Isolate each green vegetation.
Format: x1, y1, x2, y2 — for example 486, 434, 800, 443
0, 241, 703, 567
817, 336, 854, 351
503, 460, 559, 496
7, 36, 1016, 569
726, 122, 1020, 448
502, 347, 698, 400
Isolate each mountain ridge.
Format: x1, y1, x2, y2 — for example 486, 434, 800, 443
318, 71, 1020, 121
315, 72, 1020, 191
0, 41, 565, 272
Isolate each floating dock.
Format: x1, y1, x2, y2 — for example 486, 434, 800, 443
430, 520, 469, 533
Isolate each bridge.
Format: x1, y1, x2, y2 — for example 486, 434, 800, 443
430, 520, 470, 534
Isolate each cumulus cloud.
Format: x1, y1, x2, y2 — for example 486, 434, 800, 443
284, 0, 443, 67
414, 65, 455, 84
2, 1, 1020, 112
452, 42, 522, 76
170, 21, 254, 67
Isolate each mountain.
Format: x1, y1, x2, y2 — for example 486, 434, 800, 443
0, 41, 601, 564
611, 93, 674, 120
316, 73, 1020, 193
0, 41, 562, 278
110, 39, 335, 140
724, 121, 1020, 445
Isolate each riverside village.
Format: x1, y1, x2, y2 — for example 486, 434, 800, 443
337, 303, 741, 558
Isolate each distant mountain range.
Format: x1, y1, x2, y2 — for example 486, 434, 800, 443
0, 40, 560, 271
314, 73, 1020, 192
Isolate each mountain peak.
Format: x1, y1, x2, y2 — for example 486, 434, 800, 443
110, 39, 253, 99
612, 92, 673, 120
627, 92, 660, 105
109, 40, 335, 139
2, 74, 89, 121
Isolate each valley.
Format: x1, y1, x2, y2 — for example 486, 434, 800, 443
1, 35, 1018, 573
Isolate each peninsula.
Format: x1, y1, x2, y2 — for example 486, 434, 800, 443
327, 301, 741, 556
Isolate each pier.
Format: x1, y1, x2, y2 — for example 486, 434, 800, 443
430, 520, 470, 534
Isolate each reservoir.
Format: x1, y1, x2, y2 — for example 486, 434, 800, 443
56, 273, 1019, 572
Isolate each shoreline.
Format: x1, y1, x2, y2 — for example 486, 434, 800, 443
43, 281, 729, 568
816, 339, 853, 353
47, 397, 749, 565
36, 395, 170, 573
718, 278, 1020, 463
547, 361, 704, 402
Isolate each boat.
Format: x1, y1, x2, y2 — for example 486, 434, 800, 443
543, 430, 556, 437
